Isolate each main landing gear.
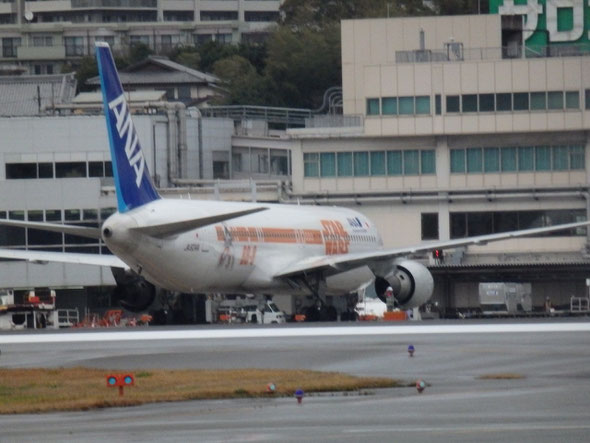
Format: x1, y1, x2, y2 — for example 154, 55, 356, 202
294, 272, 358, 322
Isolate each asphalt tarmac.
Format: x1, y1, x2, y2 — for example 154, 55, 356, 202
1, 319, 590, 442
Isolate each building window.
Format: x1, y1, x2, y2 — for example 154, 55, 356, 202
450, 212, 467, 238
547, 91, 563, 110
320, 152, 335, 177
56, 162, 86, 178
496, 93, 511, 111
421, 150, 435, 174
451, 209, 586, 239
446, 95, 460, 113
421, 213, 439, 240
64, 36, 84, 56
513, 92, 529, 110
387, 151, 402, 175
0, 211, 25, 247
585, 89, 590, 110
461, 94, 477, 112
501, 147, 517, 172
466, 148, 482, 173
89, 161, 104, 177
244, 11, 279, 22
38, 163, 53, 178
415, 96, 430, 114
270, 149, 289, 176
435, 94, 441, 115
518, 147, 534, 171
403, 150, 419, 175
570, 145, 585, 170
216, 33, 233, 44
32, 36, 53, 47
366, 98, 379, 116
6, 163, 36, 179
468, 212, 493, 236
372, 95, 431, 116
2, 37, 20, 58
450, 149, 465, 173
484, 147, 500, 172
535, 146, 551, 171
129, 35, 150, 46
382, 97, 397, 115
565, 91, 579, 109
530, 92, 547, 110
370, 151, 386, 176
354, 152, 369, 176
200, 11, 238, 21
337, 152, 353, 176
398, 96, 414, 115
213, 161, 229, 179
194, 34, 213, 45
479, 94, 494, 112
306, 149, 436, 178
251, 148, 268, 174
552, 146, 569, 170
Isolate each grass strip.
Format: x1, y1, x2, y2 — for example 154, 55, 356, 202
0, 367, 400, 414
478, 373, 525, 380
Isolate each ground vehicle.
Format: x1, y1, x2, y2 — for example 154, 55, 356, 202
479, 282, 532, 316
244, 302, 286, 324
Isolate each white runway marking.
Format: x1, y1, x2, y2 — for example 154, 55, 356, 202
1, 322, 589, 344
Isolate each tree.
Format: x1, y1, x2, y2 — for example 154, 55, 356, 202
263, 24, 341, 109
212, 55, 268, 105
70, 56, 96, 92
128, 43, 153, 66
197, 41, 239, 74
280, 0, 432, 27
170, 47, 201, 70
432, 0, 485, 15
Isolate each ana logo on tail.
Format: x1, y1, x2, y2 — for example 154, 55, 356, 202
108, 93, 145, 188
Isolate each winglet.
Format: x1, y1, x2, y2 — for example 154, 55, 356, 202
95, 42, 160, 212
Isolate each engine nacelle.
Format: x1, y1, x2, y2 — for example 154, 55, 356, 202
374, 259, 434, 309
111, 267, 156, 312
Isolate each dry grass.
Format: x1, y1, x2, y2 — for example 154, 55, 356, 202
478, 373, 525, 380
0, 367, 399, 414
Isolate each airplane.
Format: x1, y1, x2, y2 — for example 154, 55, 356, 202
1, 41, 590, 317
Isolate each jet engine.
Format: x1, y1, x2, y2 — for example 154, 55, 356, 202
111, 267, 156, 312
374, 259, 434, 309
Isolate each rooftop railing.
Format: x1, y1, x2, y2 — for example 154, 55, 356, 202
396, 43, 590, 64
202, 105, 312, 127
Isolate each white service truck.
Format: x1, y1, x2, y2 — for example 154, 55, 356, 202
243, 301, 286, 324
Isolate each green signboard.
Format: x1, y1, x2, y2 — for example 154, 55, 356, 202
490, 0, 590, 54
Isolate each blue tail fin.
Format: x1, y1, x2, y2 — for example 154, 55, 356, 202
95, 42, 160, 213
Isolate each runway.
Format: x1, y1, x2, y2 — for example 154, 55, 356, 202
1, 319, 590, 442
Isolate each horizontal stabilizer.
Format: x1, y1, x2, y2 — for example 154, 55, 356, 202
131, 207, 269, 238
0, 248, 127, 269
0, 219, 101, 239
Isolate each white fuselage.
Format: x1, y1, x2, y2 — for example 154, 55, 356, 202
102, 199, 383, 295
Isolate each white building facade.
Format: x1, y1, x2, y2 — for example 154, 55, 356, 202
287, 12, 590, 314
0, 0, 282, 74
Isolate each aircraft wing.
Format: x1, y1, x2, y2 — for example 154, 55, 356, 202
0, 219, 100, 239
274, 220, 590, 278
0, 248, 128, 268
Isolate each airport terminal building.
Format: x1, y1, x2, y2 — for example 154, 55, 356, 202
287, 9, 590, 314
2, 4, 590, 317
